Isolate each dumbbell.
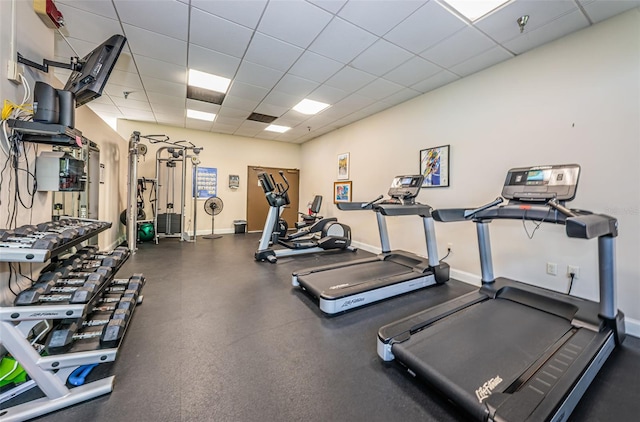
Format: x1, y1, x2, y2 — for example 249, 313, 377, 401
63, 265, 113, 279
92, 295, 138, 312
108, 274, 145, 293
0, 229, 62, 250
14, 283, 100, 305
47, 317, 128, 353
34, 271, 106, 290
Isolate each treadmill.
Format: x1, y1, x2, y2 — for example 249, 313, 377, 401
292, 175, 450, 314
377, 164, 626, 422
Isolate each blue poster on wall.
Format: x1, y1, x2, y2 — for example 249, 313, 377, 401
193, 167, 217, 199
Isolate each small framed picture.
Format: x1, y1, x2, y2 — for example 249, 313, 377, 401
420, 145, 450, 188
334, 181, 352, 203
337, 152, 350, 180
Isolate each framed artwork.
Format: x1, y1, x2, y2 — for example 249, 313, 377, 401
337, 152, 350, 180
420, 145, 450, 188
334, 181, 352, 203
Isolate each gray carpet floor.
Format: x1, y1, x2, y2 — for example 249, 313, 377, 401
9, 233, 639, 421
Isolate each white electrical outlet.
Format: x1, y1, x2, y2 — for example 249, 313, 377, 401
447, 242, 453, 250
567, 265, 580, 279
7, 60, 22, 84
546, 262, 558, 276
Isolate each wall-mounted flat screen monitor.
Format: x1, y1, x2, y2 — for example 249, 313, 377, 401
64, 34, 126, 107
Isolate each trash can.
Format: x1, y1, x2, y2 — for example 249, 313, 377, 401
233, 220, 247, 234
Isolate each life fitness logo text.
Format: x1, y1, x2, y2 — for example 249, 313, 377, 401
475, 375, 503, 403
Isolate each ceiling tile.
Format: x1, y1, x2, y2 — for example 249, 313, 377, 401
191, 0, 267, 28
275, 111, 311, 126
325, 94, 377, 117
357, 78, 405, 101
420, 27, 496, 67
288, 51, 344, 83
111, 96, 152, 111
103, 84, 144, 100
106, 70, 144, 89
155, 113, 185, 126
135, 55, 186, 84
215, 115, 246, 126
188, 44, 241, 79
57, 0, 118, 19
450, 46, 513, 77
116, 107, 155, 121
54, 35, 101, 62
351, 39, 414, 76
258, 1, 333, 48
324, 66, 377, 92
56, 4, 122, 45
112, 51, 137, 74
148, 92, 187, 108
123, 24, 187, 66
221, 95, 261, 112
254, 102, 290, 117
211, 122, 242, 133
186, 99, 221, 114
217, 107, 252, 119
504, 10, 590, 55
234, 61, 285, 89
87, 103, 122, 115
475, 0, 578, 44
244, 33, 304, 72
186, 119, 214, 131
114, 0, 189, 41
141, 76, 186, 97
227, 81, 270, 102
260, 90, 300, 108
384, 1, 466, 54
190, 8, 254, 58
307, 0, 347, 14
308, 84, 350, 104
308, 17, 378, 64
383, 56, 441, 87
381, 87, 422, 105
151, 103, 185, 116
580, 0, 640, 23
273, 74, 320, 97
411, 70, 460, 93
338, 0, 426, 36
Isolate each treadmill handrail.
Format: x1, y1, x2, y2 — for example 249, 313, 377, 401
374, 203, 433, 218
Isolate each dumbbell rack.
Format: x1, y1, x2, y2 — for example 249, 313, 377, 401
0, 222, 140, 422
0, 219, 112, 263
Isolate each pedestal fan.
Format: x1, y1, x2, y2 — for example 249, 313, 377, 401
203, 196, 223, 239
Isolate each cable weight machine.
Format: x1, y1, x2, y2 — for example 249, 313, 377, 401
126, 132, 202, 251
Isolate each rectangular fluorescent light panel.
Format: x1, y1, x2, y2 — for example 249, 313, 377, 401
292, 99, 330, 115
187, 109, 216, 121
188, 69, 231, 93
265, 124, 290, 133
443, 0, 510, 21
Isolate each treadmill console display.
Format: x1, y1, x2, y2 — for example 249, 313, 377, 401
389, 175, 424, 199
502, 164, 580, 201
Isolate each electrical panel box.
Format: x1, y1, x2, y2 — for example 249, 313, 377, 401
36, 151, 86, 191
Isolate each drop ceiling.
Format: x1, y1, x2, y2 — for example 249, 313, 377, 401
51, 0, 639, 143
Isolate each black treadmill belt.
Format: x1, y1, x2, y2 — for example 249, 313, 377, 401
299, 260, 411, 298
393, 299, 573, 420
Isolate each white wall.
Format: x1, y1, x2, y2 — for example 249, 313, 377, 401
300, 9, 640, 335
117, 120, 301, 235
0, 0, 129, 306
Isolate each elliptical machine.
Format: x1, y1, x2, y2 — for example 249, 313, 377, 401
255, 171, 356, 263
